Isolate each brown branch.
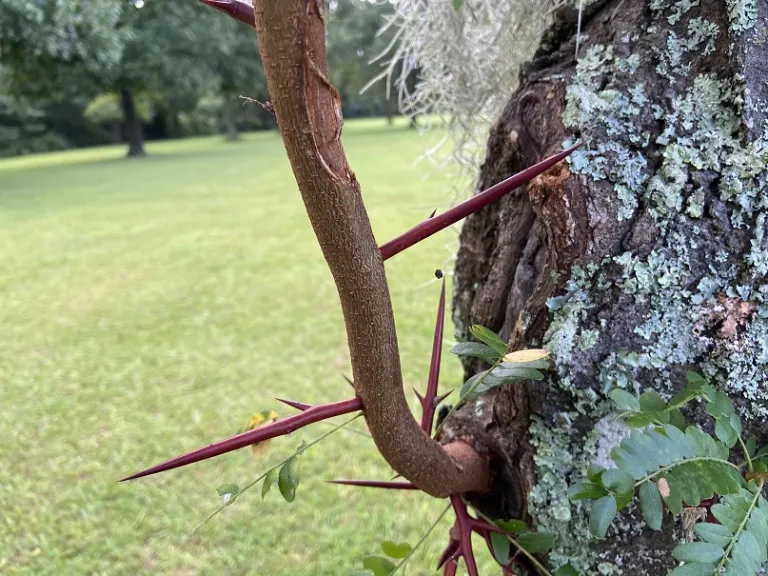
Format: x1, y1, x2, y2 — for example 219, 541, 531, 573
249, 0, 492, 498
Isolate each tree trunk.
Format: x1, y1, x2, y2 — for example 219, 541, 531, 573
120, 86, 145, 157
451, 0, 767, 573
222, 92, 240, 141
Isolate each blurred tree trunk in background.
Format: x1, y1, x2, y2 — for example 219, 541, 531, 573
222, 92, 240, 141
120, 86, 145, 157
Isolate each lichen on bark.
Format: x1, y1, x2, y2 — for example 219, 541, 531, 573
452, 0, 768, 572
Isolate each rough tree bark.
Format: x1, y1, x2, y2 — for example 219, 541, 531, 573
120, 86, 145, 157
451, 0, 768, 573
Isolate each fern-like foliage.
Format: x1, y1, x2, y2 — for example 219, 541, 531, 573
670, 485, 768, 575
569, 371, 768, 576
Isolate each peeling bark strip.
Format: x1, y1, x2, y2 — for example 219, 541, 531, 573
250, 0, 491, 498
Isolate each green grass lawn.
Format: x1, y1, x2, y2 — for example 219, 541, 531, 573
0, 119, 496, 575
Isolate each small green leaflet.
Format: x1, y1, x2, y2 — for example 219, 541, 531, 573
450, 341, 501, 361
639, 481, 663, 530
672, 542, 724, 563
262, 469, 277, 499
216, 483, 239, 503
216, 483, 239, 497
490, 532, 510, 564
362, 555, 395, 576
610, 389, 640, 412
515, 532, 554, 554
278, 457, 300, 503
495, 519, 528, 533
470, 325, 507, 355
453, 0, 464, 10
589, 495, 617, 538
667, 564, 716, 576
555, 565, 579, 576
567, 482, 607, 501
380, 541, 411, 559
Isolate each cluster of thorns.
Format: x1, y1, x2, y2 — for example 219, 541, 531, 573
121, 1, 580, 573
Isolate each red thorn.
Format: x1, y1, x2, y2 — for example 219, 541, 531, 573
429, 209, 437, 219
437, 537, 460, 570
379, 144, 581, 261
414, 388, 426, 404
342, 374, 355, 389
450, 495, 479, 576
443, 559, 458, 576
121, 397, 363, 481
328, 479, 419, 490
435, 390, 453, 406
198, 0, 256, 28
420, 279, 446, 434
276, 398, 312, 412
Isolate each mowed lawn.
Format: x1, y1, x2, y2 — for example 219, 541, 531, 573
0, 119, 497, 575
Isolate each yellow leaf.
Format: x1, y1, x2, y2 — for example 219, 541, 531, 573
503, 349, 551, 363
242, 410, 279, 457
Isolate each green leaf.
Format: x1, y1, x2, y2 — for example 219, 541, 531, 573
589, 495, 617, 538
661, 477, 683, 515
639, 481, 663, 530
672, 542, 724, 564
746, 437, 757, 457
668, 407, 688, 431
362, 556, 395, 576
450, 342, 502, 361
610, 389, 641, 412
554, 565, 579, 576
470, 325, 508, 355
567, 482, 608, 501
694, 523, 734, 547
587, 463, 606, 483
381, 541, 411, 559
715, 418, 739, 448
262, 469, 277, 499
452, 0, 464, 11
687, 371, 708, 389
667, 564, 716, 576
496, 519, 528, 533
490, 532, 510, 564
639, 390, 667, 412
515, 532, 554, 554
278, 457, 300, 503
602, 469, 634, 495
216, 483, 239, 497
626, 412, 658, 428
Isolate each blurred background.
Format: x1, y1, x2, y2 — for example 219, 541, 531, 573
0, 0, 547, 574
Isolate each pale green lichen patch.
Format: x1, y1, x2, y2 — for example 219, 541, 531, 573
727, 0, 757, 33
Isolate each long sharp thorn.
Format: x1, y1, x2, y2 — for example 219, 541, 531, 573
414, 387, 426, 406
429, 209, 437, 219
435, 390, 453, 406
276, 398, 312, 412
379, 143, 581, 261
121, 397, 363, 481
328, 479, 419, 490
342, 374, 355, 389
437, 538, 459, 570
420, 279, 445, 434
198, 0, 256, 28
